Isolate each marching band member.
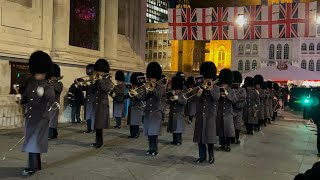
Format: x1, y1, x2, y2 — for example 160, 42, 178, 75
231, 71, 246, 144
243, 77, 260, 135
272, 82, 280, 120
16, 51, 55, 176
48, 64, 63, 140
126, 72, 145, 138
91, 59, 113, 148
110, 70, 126, 129
83, 64, 96, 133
167, 76, 186, 145
262, 81, 271, 127
193, 62, 220, 164
142, 62, 164, 156
186, 76, 197, 124
267, 81, 274, 124
216, 69, 237, 152
253, 75, 265, 131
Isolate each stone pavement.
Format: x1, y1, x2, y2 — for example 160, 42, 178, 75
0, 117, 319, 180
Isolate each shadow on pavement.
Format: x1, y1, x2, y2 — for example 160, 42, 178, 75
0, 167, 24, 178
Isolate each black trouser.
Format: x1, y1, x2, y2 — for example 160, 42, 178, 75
198, 143, 214, 160
86, 119, 92, 132
95, 129, 103, 144
115, 117, 121, 127
235, 130, 240, 140
219, 137, 231, 147
148, 135, 158, 152
130, 125, 140, 137
316, 121, 320, 154
189, 116, 194, 122
28, 153, 41, 171
48, 128, 58, 139
246, 124, 254, 134
172, 133, 182, 143
162, 113, 165, 122
272, 112, 277, 120
256, 119, 263, 129
71, 104, 81, 123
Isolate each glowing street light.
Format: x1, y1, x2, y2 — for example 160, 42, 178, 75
236, 14, 247, 26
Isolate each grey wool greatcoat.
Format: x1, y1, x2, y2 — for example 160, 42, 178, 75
93, 78, 113, 129
186, 95, 197, 116
126, 90, 146, 126
193, 86, 220, 144
263, 90, 271, 119
21, 78, 55, 153
141, 84, 165, 136
256, 89, 265, 120
167, 93, 187, 133
268, 90, 275, 117
112, 83, 126, 118
84, 84, 95, 129
243, 87, 260, 125
216, 87, 237, 138
232, 87, 247, 130
49, 81, 63, 129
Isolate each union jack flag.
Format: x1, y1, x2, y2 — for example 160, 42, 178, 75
243, 5, 263, 39
278, 3, 300, 38
211, 7, 230, 40
180, 8, 198, 40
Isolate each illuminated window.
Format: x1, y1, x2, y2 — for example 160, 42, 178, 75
252, 60, 257, 70
316, 60, 320, 71
269, 44, 274, 59
301, 60, 307, 69
284, 44, 289, 59
238, 44, 244, 55
245, 44, 251, 55
238, 60, 243, 71
309, 60, 314, 71
252, 44, 258, 54
218, 49, 225, 62
245, 60, 250, 71
276, 44, 282, 59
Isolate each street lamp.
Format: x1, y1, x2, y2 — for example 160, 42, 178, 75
236, 14, 247, 26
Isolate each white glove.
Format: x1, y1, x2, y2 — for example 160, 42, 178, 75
130, 90, 138, 96
15, 94, 21, 101
197, 89, 203, 97
37, 87, 44, 97
224, 91, 229, 96
86, 81, 91, 86
111, 92, 116, 98
173, 95, 178, 100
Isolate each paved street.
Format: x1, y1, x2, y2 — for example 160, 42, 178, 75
0, 114, 319, 180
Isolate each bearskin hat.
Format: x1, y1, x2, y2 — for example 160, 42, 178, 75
94, 59, 110, 73
233, 71, 242, 84
171, 76, 184, 90
86, 64, 95, 76
253, 75, 264, 86
218, 69, 234, 85
267, 81, 273, 89
261, 81, 268, 89
29, 51, 52, 75
200, 62, 217, 79
146, 62, 162, 80
186, 76, 195, 87
52, 64, 61, 78
176, 72, 185, 78
130, 72, 144, 86
243, 77, 254, 87
273, 82, 279, 91
115, 70, 125, 81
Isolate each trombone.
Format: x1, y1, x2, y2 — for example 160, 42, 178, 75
128, 76, 167, 97
182, 78, 219, 100
48, 76, 63, 84
80, 73, 111, 85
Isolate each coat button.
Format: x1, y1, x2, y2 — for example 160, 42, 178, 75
204, 106, 206, 108
174, 113, 175, 114
32, 90, 35, 93
30, 99, 33, 101
29, 115, 32, 118
150, 98, 152, 100
96, 103, 98, 105
150, 111, 152, 113
30, 107, 32, 109
150, 104, 152, 106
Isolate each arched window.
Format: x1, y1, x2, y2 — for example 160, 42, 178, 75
284, 44, 289, 59
309, 60, 315, 71
269, 44, 274, 59
309, 43, 315, 54
238, 60, 243, 71
238, 44, 244, 55
252, 60, 257, 70
316, 60, 320, 71
301, 43, 307, 54
276, 44, 282, 59
245, 60, 250, 71
301, 60, 307, 69
317, 43, 320, 53
252, 44, 258, 54
245, 44, 251, 55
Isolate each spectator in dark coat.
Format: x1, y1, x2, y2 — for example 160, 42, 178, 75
68, 78, 84, 123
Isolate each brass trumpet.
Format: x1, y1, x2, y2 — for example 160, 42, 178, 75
49, 76, 63, 84
81, 73, 111, 85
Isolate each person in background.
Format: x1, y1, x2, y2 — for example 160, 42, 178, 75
83, 64, 95, 133
310, 91, 320, 157
68, 78, 84, 123
253, 75, 265, 131
243, 77, 259, 135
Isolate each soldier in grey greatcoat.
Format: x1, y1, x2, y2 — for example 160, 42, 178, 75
126, 72, 145, 138
141, 62, 164, 156
186, 76, 197, 124
262, 82, 270, 127
243, 77, 260, 135
16, 51, 55, 176
48, 64, 63, 140
216, 69, 237, 152
83, 64, 95, 134
193, 62, 220, 164
167, 76, 186, 145
231, 71, 246, 144
254, 75, 265, 131
91, 59, 113, 148
110, 70, 126, 129
267, 81, 274, 124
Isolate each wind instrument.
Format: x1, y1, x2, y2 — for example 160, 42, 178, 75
182, 78, 219, 100
48, 76, 63, 84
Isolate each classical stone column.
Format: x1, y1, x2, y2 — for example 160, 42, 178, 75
52, 0, 70, 55
105, 0, 118, 60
